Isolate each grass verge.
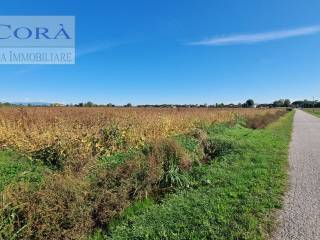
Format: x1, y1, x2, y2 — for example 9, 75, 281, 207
101, 111, 294, 239
304, 108, 320, 118
0, 150, 48, 192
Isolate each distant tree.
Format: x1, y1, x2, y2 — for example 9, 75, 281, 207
273, 100, 280, 107
124, 103, 132, 107
273, 99, 285, 107
106, 103, 114, 107
3, 102, 12, 106
215, 103, 224, 108
245, 99, 255, 108
283, 99, 291, 107
292, 99, 320, 108
200, 103, 208, 108
85, 101, 94, 107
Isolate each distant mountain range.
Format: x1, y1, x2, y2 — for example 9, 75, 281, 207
11, 102, 52, 106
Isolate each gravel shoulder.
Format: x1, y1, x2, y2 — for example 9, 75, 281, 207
273, 110, 320, 239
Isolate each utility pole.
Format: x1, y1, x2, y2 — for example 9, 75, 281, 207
313, 96, 315, 112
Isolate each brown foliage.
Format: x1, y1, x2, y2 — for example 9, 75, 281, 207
246, 110, 286, 129
1, 174, 92, 240
89, 138, 192, 228
146, 138, 192, 172
0, 107, 283, 163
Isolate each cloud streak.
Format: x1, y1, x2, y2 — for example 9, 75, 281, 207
189, 25, 320, 46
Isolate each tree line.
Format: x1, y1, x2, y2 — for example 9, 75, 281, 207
0, 99, 319, 108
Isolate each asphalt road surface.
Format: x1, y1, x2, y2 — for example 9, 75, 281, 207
273, 110, 320, 239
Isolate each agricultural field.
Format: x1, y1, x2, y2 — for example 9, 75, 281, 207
0, 107, 292, 239
304, 108, 320, 118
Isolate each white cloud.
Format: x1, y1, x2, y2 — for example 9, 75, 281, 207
189, 25, 320, 46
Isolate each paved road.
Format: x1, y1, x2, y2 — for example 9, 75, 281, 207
273, 110, 320, 240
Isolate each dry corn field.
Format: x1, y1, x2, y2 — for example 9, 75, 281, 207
0, 107, 282, 160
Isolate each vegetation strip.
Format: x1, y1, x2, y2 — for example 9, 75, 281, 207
0, 109, 292, 239
304, 108, 320, 118
90, 112, 294, 239
0, 150, 48, 192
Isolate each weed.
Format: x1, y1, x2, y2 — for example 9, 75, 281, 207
144, 139, 192, 189
0, 150, 47, 192
32, 143, 67, 170
1, 174, 92, 240
246, 110, 286, 129
106, 112, 294, 239
202, 137, 238, 163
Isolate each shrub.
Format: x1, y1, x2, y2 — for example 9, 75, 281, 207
32, 143, 67, 170
190, 128, 208, 143
144, 139, 192, 189
88, 138, 194, 229
89, 160, 136, 229
99, 124, 130, 155
89, 149, 160, 228
202, 137, 237, 163
0, 174, 92, 240
90, 187, 130, 230
246, 111, 286, 129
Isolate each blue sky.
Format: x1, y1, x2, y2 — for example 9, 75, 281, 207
1, 0, 320, 104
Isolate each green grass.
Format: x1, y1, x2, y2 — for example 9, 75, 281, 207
304, 108, 320, 118
173, 134, 204, 163
100, 111, 294, 240
98, 150, 143, 169
0, 150, 48, 192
